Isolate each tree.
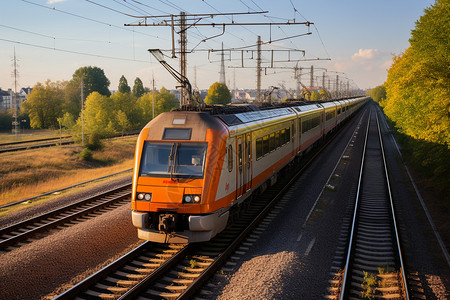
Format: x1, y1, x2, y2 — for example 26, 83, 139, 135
310, 91, 320, 101
110, 91, 142, 128
118, 75, 131, 94
21, 80, 65, 128
72, 66, 111, 96
368, 85, 386, 103
382, 0, 450, 146
156, 87, 178, 114
204, 82, 231, 105
73, 92, 115, 142
133, 77, 145, 97
116, 110, 131, 136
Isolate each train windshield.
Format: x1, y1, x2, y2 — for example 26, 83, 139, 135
139, 142, 207, 179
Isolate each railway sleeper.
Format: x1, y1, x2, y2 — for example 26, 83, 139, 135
93, 283, 128, 294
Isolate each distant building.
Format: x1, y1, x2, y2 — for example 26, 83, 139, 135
0, 87, 32, 111
0, 89, 13, 111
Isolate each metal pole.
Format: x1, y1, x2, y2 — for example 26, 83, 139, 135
81, 80, 84, 147
152, 77, 155, 120
256, 36, 261, 102
180, 12, 187, 106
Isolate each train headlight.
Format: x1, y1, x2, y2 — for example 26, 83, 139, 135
184, 195, 192, 203
183, 194, 201, 204
137, 193, 152, 201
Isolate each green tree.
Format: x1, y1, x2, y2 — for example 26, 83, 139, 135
133, 77, 145, 97
110, 91, 142, 128
310, 91, 321, 101
60, 112, 76, 129
156, 87, 179, 114
21, 80, 65, 128
382, 0, 450, 146
368, 85, 386, 103
118, 75, 131, 94
72, 66, 111, 96
73, 92, 115, 142
137, 93, 154, 123
116, 110, 131, 136
204, 82, 231, 105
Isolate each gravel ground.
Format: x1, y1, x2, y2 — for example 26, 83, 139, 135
0, 174, 143, 300
210, 105, 449, 299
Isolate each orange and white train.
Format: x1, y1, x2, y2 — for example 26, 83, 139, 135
131, 97, 368, 243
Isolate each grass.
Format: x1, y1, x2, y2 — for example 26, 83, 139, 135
0, 129, 69, 144
0, 136, 137, 207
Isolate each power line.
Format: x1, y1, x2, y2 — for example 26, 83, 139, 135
20, 0, 163, 40
0, 37, 150, 63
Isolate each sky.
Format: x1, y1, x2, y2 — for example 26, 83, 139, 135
0, 0, 435, 92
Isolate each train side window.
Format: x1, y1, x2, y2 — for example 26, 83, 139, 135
286, 127, 290, 143
281, 129, 286, 145
256, 138, 263, 160
263, 135, 269, 156
275, 131, 280, 148
228, 145, 233, 172
269, 133, 275, 152
291, 123, 295, 141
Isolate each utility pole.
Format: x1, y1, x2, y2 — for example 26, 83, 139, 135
310, 65, 314, 89
179, 12, 187, 106
219, 42, 226, 84
336, 75, 339, 98
12, 48, 19, 138
81, 80, 85, 147
152, 76, 155, 119
256, 36, 262, 102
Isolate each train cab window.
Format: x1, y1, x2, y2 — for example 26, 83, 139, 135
228, 145, 233, 172
139, 142, 207, 179
162, 128, 192, 140
256, 138, 263, 160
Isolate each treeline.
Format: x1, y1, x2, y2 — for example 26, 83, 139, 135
19, 66, 178, 143
369, 0, 449, 197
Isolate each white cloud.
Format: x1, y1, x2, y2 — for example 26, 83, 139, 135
47, 0, 66, 4
351, 49, 380, 62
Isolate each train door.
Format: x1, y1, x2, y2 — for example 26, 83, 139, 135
236, 135, 244, 198
236, 133, 252, 198
244, 133, 252, 192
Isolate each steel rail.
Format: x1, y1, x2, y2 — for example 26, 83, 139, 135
0, 184, 131, 249
339, 108, 409, 299
339, 110, 372, 299
376, 112, 409, 299
54, 242, 191, 300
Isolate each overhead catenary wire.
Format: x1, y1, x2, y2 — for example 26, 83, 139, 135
20, 0, 163, 40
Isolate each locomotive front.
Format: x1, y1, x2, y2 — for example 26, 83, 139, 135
131, 111, 230, 243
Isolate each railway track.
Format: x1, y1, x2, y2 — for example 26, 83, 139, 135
335, 109, 409, 299
0, 184, 131, 251
0, 137, 74, 153
54, 110, 366, 300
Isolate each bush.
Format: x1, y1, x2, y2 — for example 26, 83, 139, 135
86, 133, 103, 150
79, 148, 93, 161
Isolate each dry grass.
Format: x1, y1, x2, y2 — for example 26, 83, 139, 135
0, 129, 66, 144
0, 136, 137, 206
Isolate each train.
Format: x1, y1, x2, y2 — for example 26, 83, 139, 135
131, 96, 368, 243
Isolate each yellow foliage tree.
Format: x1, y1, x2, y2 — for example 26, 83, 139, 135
382, 0, 450, 147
